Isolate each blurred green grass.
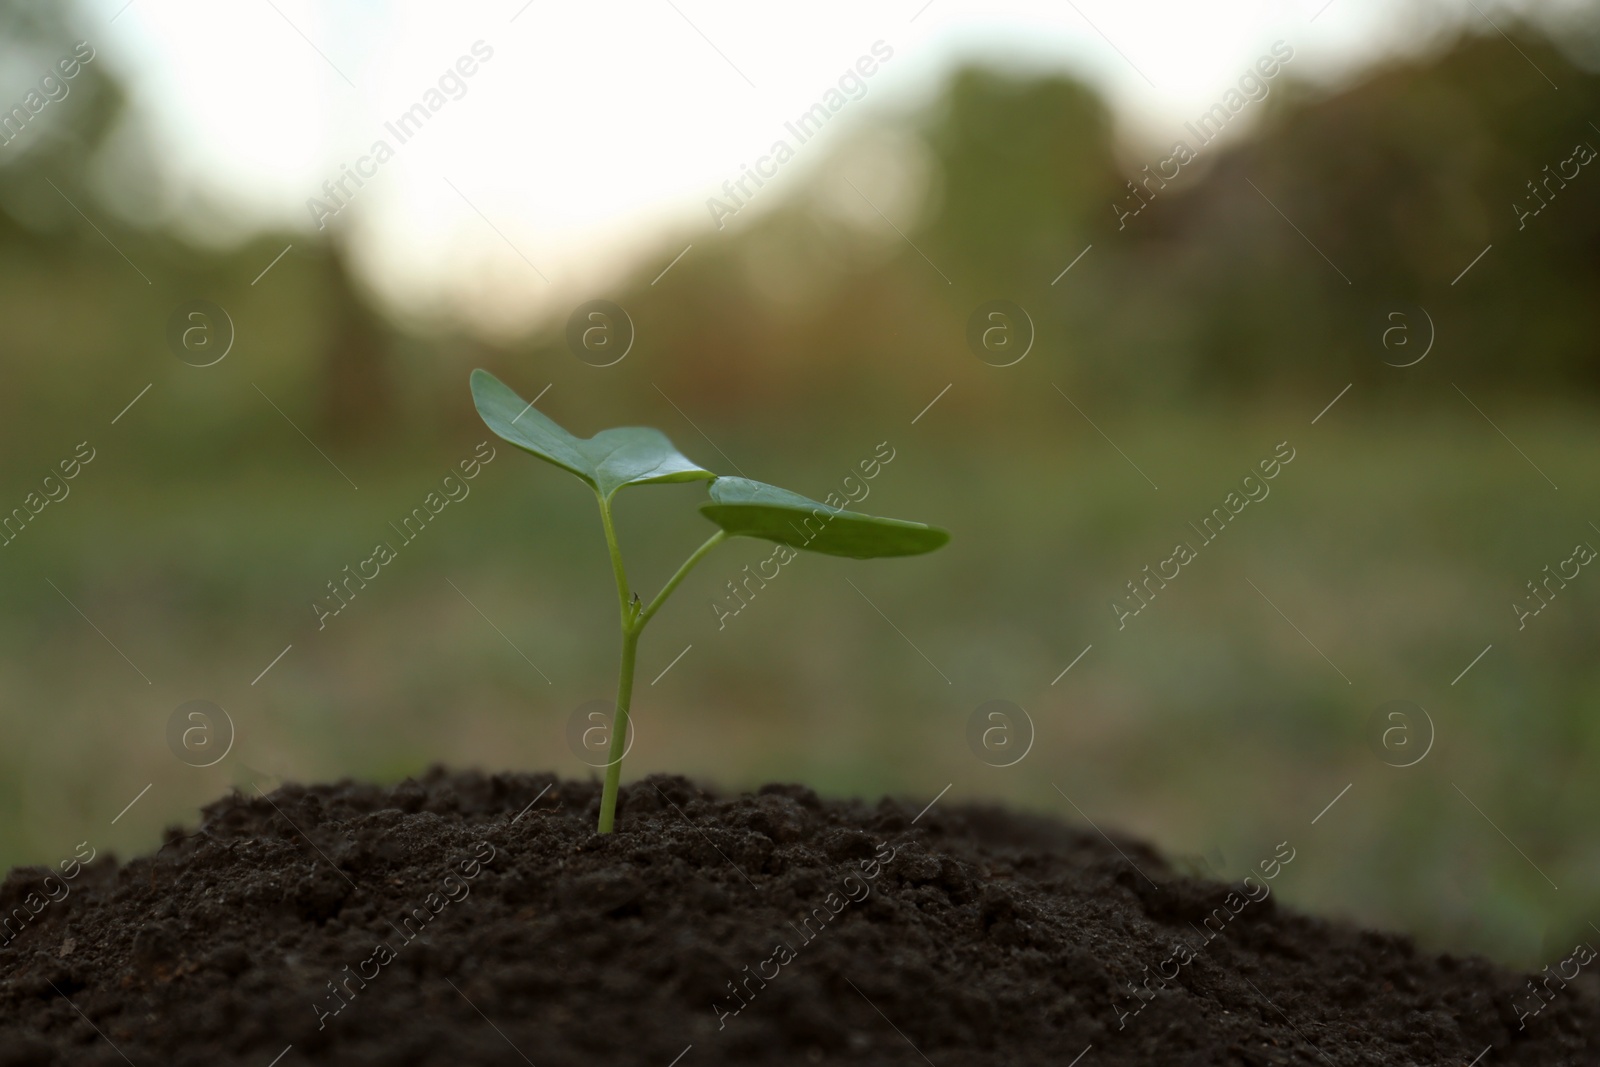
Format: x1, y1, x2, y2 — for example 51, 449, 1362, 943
2, 399, 1595, 967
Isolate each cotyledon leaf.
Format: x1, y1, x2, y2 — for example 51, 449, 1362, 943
699, 476, 950, 559
471, 369, 715, 500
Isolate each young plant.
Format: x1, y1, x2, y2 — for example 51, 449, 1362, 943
470, 369, 950, 833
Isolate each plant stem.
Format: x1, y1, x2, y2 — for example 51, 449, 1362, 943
594, 527, 731, 834
597, 625, 639, 834
637, 530, 728, 628
596, 492, 632, 620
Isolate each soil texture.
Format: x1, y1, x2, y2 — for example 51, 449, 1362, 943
0, 769, 1593, 1065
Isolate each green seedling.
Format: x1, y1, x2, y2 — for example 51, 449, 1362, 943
470, 369, 950, 833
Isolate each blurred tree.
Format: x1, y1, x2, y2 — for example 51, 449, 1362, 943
5, 0, 1598, 454
315, 242, 394, 444
581, 21, 1600, 411
1122, 29, 1600, 396
0, 0, 395, 453
0, 0, 124, 244
917, 67, 1121, 295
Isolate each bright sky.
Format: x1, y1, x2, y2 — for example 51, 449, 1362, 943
71, 0, 1582, 333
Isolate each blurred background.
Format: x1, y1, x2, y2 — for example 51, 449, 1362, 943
3, 0, 1599, 967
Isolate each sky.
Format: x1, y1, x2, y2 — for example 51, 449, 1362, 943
57, 0, 1590, 334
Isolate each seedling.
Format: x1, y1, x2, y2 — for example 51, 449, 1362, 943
470, 370, 950, 833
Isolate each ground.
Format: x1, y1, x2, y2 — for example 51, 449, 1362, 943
0, 769, 1592, 1066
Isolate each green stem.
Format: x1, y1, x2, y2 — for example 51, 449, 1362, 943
594, 527, 731, 834
596, 625, 639, 834
637, 530, 728, 628
596, 491, 632, 621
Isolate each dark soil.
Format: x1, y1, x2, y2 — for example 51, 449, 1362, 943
0, 770, 1593, 1066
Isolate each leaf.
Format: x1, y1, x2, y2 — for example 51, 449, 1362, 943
700, 477, 950, 559
471, 370, 715, 499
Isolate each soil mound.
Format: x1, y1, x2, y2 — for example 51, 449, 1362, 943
0, 770, 1592, 1065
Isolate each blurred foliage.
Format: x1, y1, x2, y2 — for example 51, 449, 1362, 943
2, 1, 1600, 968
5, 11, 1600, 446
